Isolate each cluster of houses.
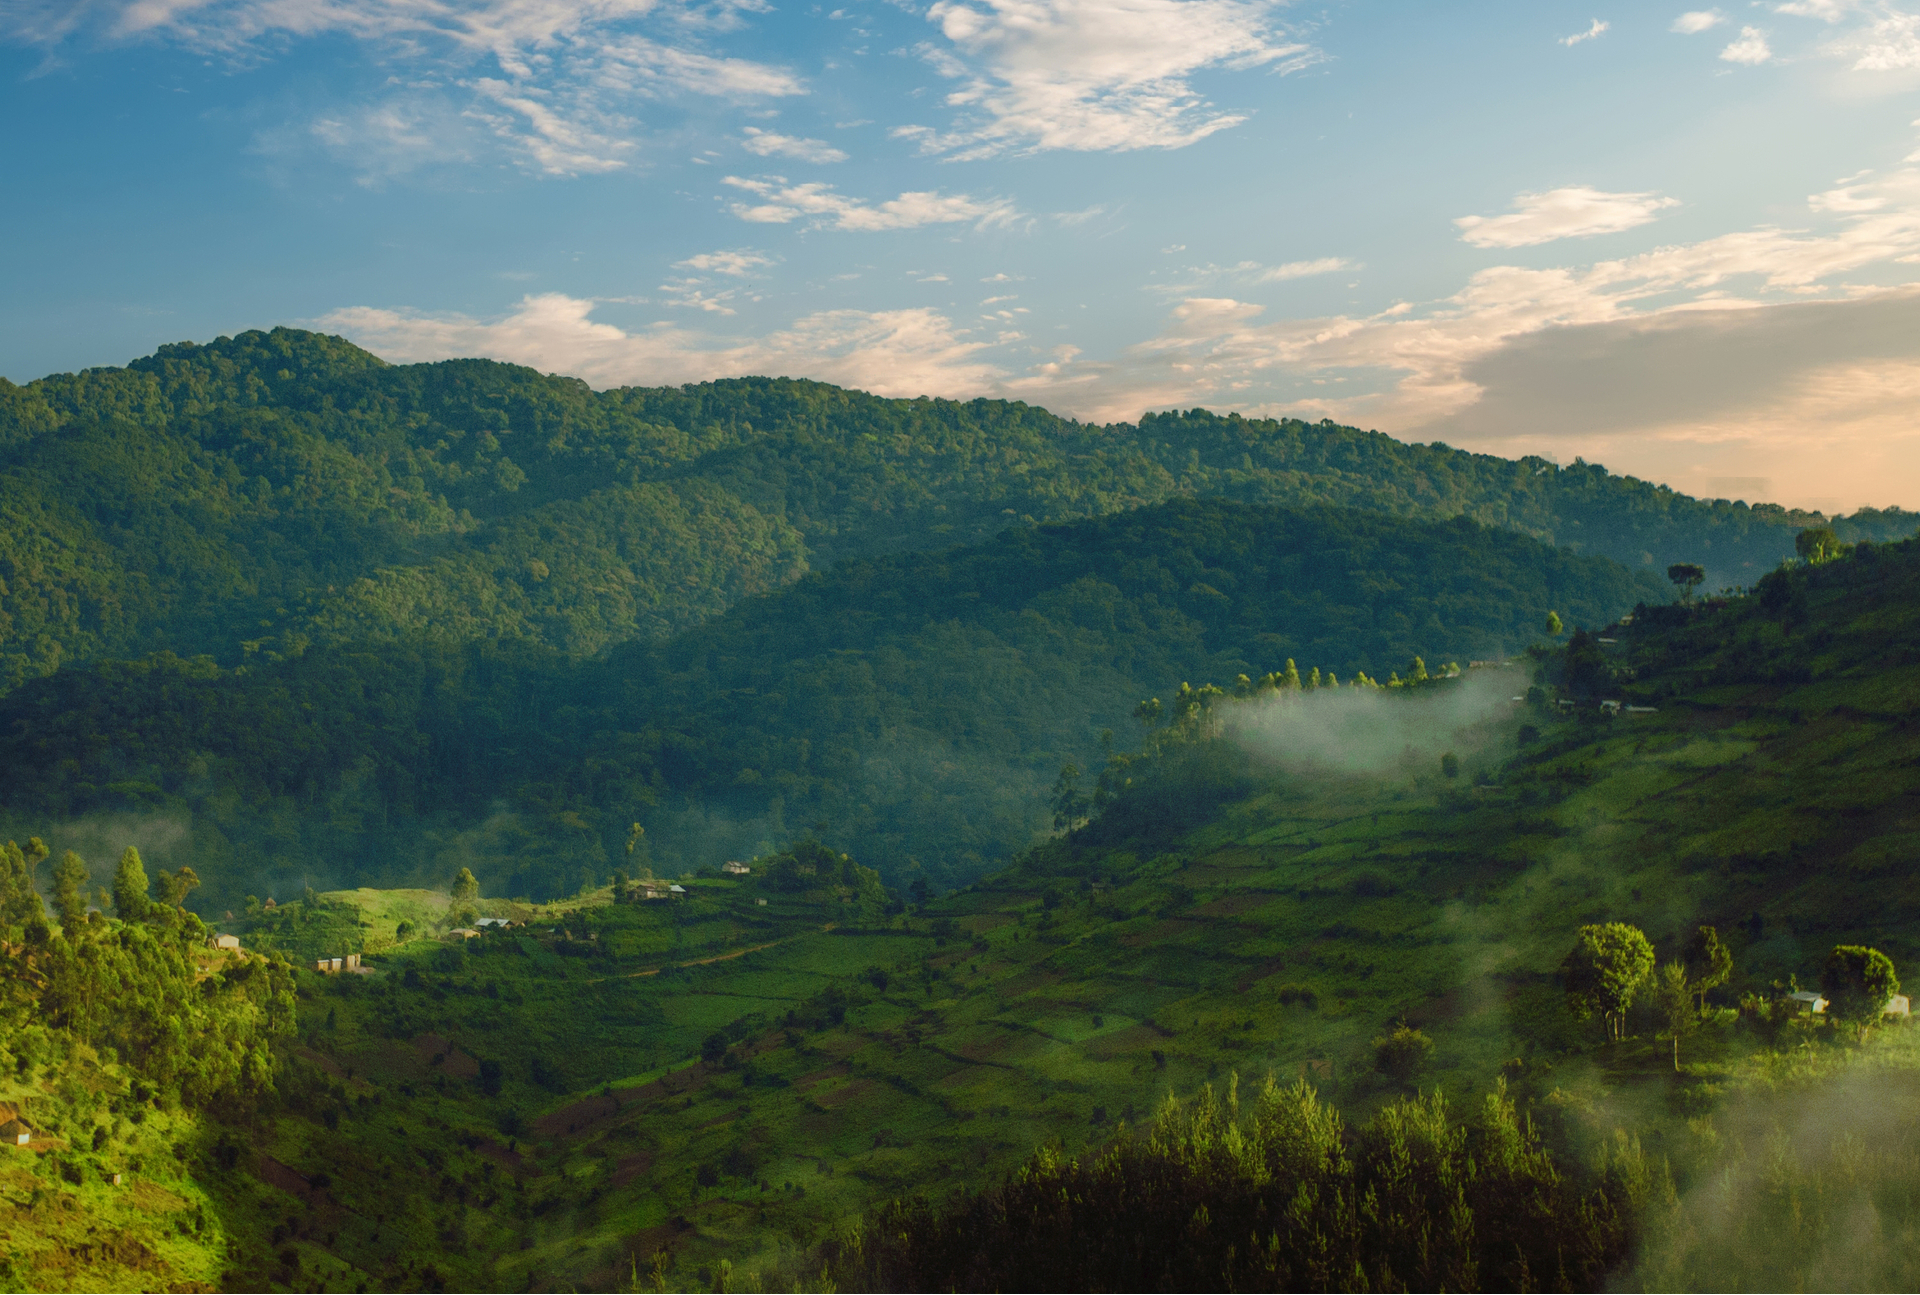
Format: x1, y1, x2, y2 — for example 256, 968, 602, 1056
314, 954, 364, 974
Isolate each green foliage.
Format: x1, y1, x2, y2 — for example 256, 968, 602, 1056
1796, 525, 1843, 564
51, 850, 88, 931
111, 846, 150, 922
831, 1077, 1650, 1292
0, 499, 1664, 904
1667, 562, 1705, 602
1372, 1024, 1435, 1082
1544, 609, 1563, 636
0, 327, 1898, 704
1561, 924, 1655, 1042
451, 867, 480, 903
1820, 945, 1900, 1036
1682, 925, 1733, 1011
0, 837, 46, 933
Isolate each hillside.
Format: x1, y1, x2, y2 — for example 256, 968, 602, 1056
2, 328, 1906, 699
0, 499, 1665, 904
7, 527, 1920, 1290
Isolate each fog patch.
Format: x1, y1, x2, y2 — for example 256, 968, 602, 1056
1225, 670, 1522, 777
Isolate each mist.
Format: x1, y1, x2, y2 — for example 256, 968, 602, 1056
1223, 669, 1526, 777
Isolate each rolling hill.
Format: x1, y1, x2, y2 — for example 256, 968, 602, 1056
3, 327, 1906, 701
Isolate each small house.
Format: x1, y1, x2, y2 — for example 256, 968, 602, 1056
669, 884, 688, 895
475, 917, 512, 929
755, 898, 768, 906
723, 861, 751, 876
1787, 990, 1827, 1015
214, 933, 241, 951
263, 897, 276, 910
1887, 994, 1911, 1018
1, 1120, 28, 1147
344, 953, 360, 971
1599, 700, 1622, 715
449, 927, 480, 940
641, 886, 668, 901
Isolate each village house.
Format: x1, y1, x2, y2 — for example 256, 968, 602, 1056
213, 933, 241, 951
0, 1104, 29, 1147
641, 885, 668, 900
722, 861, 751, 876
669, 884, 688, 895
475, 917, 512, 929
1787, 990, 1827, 1015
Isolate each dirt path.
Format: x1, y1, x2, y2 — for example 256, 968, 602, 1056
584, 925, 834, 984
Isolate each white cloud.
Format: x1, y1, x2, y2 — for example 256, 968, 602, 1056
16, 0, 804, 177
1455, 186, 1680, 248
1671, 10, 1724, 34
741, 127, 850, 162
1559, 18, 1609, 45
1257, 256, 1351, 282
675, 248, 775, 275
1720, 25, 1773, 63
317, 291, 1003, 397
895, 0, 1319, 157
722, 175, 1019, 229
1840, 9, 1920, 69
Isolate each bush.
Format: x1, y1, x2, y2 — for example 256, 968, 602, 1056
1373, 1025, 1434, 1082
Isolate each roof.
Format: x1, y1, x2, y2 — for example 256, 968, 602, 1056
474, 917, 512, 927
0, 1119, 29, 1138
668, 884, 688, 893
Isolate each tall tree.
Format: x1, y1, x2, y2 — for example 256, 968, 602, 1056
1682, 925, 1733, 1012
52, 850, 90, 931
0, 838, 48, 929
111, 846, 151, 921
1820, 945, 1899, 1041
1667, 562, 1706, 603
1654, 961, 1694, 1071
1561, 923, 1654, 1042
451, 867, 480, 904
1543, 610, 1563, 636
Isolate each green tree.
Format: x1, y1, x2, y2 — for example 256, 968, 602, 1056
1561, 923, 1654, 1042
1544, 609, 1563, 636
0, 838, 48, 930
53, 851, 90, 931
111, 847, 151, 922
1050, 763, 1089, 832
1820, 945, 1899, 1040
452, 867, 480, 904
1682, 924, 1733, 1012
1654, 961, 1694, 1071
153, 865, 200, 910
1440, 751, 1460, 780
1667, 562, 1706, 603
1796, 526, 1841, 564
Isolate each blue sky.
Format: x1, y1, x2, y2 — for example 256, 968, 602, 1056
7, 0, 1920, 510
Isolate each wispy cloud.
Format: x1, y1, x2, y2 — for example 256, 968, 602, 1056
1559, 18, 1610, 45
722, 175, 1019, 229
1455, 186, 1680, 248
1721, 25, 1773, 63
892, 0, 1319, 158
741, 127, 849, 162
1671, 10, 1725, 34
12, 0, 804, 177
1150, 256, 1352, 295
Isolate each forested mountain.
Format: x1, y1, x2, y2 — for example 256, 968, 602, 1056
2, 327, 1907, 698
0, 499, 1662, 905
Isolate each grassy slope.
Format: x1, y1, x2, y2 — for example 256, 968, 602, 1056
16, 539, 1920, 1292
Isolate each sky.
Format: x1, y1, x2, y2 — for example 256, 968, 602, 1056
5, 0, 1920, 512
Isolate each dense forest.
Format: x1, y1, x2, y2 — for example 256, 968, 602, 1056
2, 328, 1907, 699
0, 499, 1663, 905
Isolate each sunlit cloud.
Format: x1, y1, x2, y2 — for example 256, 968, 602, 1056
1455, 187, 1680, 248
721, 175, 1020, 230
893, 0, 1319, 158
